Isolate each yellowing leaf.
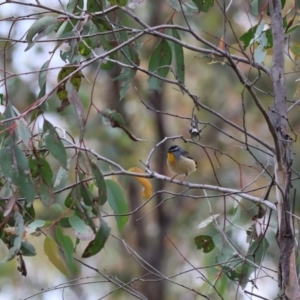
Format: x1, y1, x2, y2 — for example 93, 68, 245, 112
128, 167, 153, 200
44, 236, 69, 277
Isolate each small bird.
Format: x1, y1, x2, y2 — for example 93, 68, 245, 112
167, 145, 197, 180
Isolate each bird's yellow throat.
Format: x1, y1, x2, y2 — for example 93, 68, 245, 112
167, 153, 176, 163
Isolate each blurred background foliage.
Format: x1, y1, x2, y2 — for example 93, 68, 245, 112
0, 0, 299, 299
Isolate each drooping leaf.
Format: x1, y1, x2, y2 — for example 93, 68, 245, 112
66, 82, 85, 141
285, 24, 300, 35
44, 236, 69, 276
108, 110, 125, 127
238, 236, 269, 289
106, 179, 128, 232
3, 104, 17, 140
108, 0, 128, 5
166, 0, 199, 15
43, 120, 67, 168
240, 25, 258, 49
69, 215, 87, 235
56, 226, 77, 272
80, 183, 94, 208
166, 20, 185, 86
28, 220, 51, 229
250, 0, 259, 16
148, 39, 172, 92
191, 0, 214, 12
57, 66, 82, 112
112, 29, 140, 99
87, 0, 106, 15
50, 204, 64, 214
38, 59, 51, 90
3, 192, 18, 217
67, 0, 84, 13
240, 22, 273, 52
78, 39, 93, 56
222, 265, 242, 281
16, 120, 31, 149
53, 165, 70, 203
90, 161, 107, 205
74, 225, 95, 241
29, 157, 53, 185
24, 206, 35, 224
0, 212, 24, 263
37, 181, 54, 206
56, 21, 75, 41
20, 241, 36, 256
82, 219, 111, 258
290, 43, 300, 59
0, 137, 35, 204
128, 0, 145, 8
194, 235, 215, 253
25, 16, 60, 51
0, 113, 8, 143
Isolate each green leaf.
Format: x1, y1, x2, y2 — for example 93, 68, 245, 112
113, 31, 140, 100
51, 203, 65, 213
106, 110, 125, 127
78, 39, 92, 56
57, 66, 82, 112
194, 235, 215, 253
222, 265, 241, 281
66, 82, 85, 141
4, 104, 17, 132
38, 181, 54, 206
0, 137, 35, 204
254, 32, 267, 63
28, 219, 51, 229
24, 205, 35, 223
69, 215, 87, 235
43, 120, 67, 168
250, 0, 259, 16
216, 270, 228, 296
166, 0, 199, 15
67, 0, 84, 13
106, 179, 128, 232
56, 21, 74, 40
56, 226, 77, 272
0, 212, 24, 263
0, 113, 8, 143
38, 59, 51, 90
54, 165, 70, 203
192, 0, 214, 12
44, 236, 69, 276
286, 24, 300, 34
166, 20, 185, 86
39, 158, 53, 185
239, 236, 269, 289
80, 183, 94, 208
87, 0, 106, 14
240, 25, 258, 49
20, 241, 36, 256
108, 0, 128, 5
25, 16, 60, 51
290, 43, 300, 56
16, 120, 31, 149
29, 157, 53, 185
82, 219, 111, 258
148, 39, 172, 92
90, 161, 107, 205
